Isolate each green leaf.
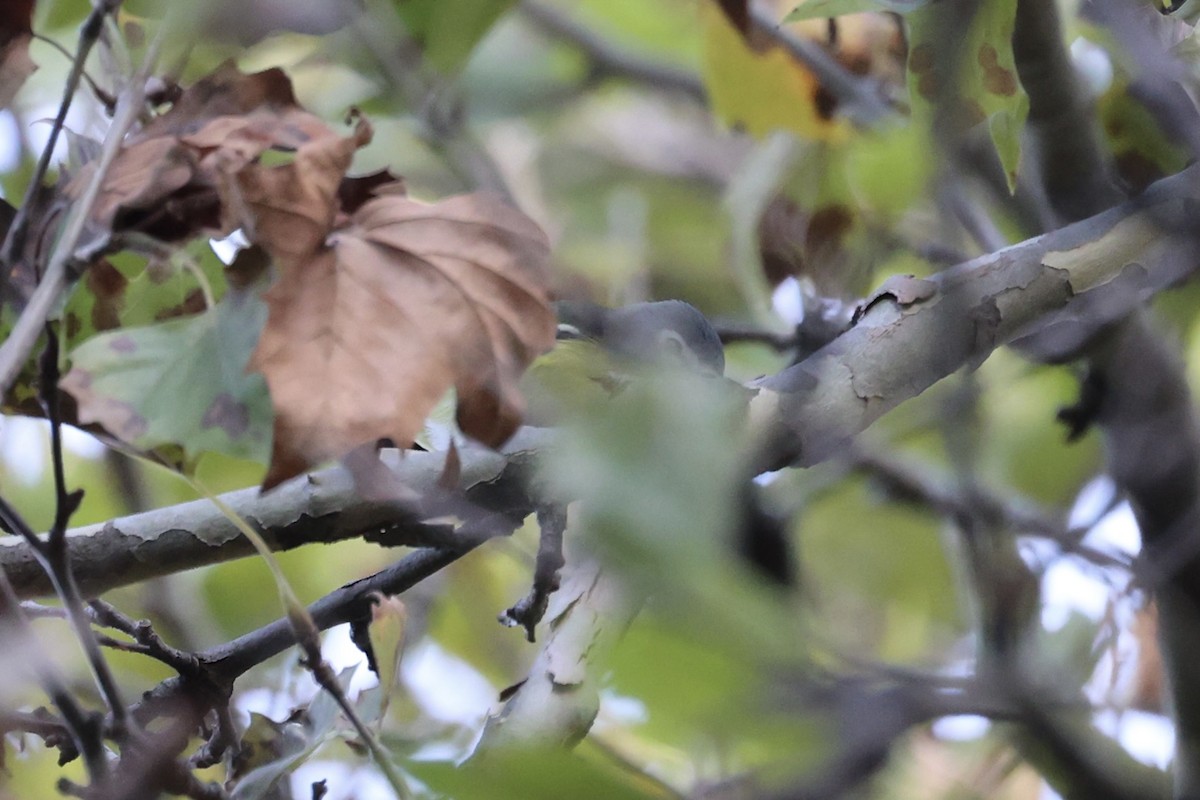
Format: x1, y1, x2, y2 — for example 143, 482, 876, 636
609, 614, 814, 755
543, 369, 805, 659
906, 0, 1028, 190
1098, 81, 1189, 192
800, 478, 960, 661
394, 0, 517, 74
700, 2, 848, 140
63, 241, 229, 352
61, 277, 272, 466
307, 665, 358, 737
363, 593, 408, 722
410, 747, 663, 800
785, 0, 929, 22
229, 685, 365, 800
977, 353, 1099, 506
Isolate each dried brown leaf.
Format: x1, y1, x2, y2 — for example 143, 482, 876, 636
0, 0, 33, 37
88, 138, 199, 227
68, 64, 337, 245
243, 125, 553, 487
231, 118, 368, 260
138, 62, 304, 140
338, 170, 407, 215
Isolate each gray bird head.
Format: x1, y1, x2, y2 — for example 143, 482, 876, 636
601, 300, 726, 376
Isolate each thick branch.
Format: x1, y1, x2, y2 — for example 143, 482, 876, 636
1011, 7, 1193, 796
1013, 0, 1122, 221
751, 164, 1200, 470
1, 430, 550, 599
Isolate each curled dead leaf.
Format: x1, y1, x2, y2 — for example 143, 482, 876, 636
226, 117, 370, 260
69, 64, 338, 245
137, 62, 305, 140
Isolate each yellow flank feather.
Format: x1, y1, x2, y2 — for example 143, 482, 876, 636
521, 339, 625, 426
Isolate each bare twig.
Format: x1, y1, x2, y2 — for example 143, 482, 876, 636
301, 645, 412, 799
130, 542, 497, 731
0, 14, 162, 400
851, 448, 1133, 572
35, 327, 131, 734
0, 566, 106, 778
87, 599, 203, 677
31, 33, 118, 111
0, 0, 122, 268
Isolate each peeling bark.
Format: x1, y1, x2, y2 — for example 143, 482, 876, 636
751, 165, 1200, 470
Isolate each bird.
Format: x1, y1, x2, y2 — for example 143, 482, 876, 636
556, 299, 726, 375
521, 299, 727, 425
518, 299, 796, 595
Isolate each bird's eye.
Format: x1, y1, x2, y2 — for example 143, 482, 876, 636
657, 330, 699, 369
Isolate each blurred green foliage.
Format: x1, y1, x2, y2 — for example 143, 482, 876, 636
0, 0, 1179, 798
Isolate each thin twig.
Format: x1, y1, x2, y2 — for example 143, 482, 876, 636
128, 541, 493, 745
499, 503, 567, 641
850, 448, 1134, 572
0, 564, 106, 778
182, 476, 414, 799
0, 12, 162, 400
1, 0, 121, 268
88, 599, 203, 677
37, 326, 131, 734
302, 648, 412, 799
31, 33, 118, 111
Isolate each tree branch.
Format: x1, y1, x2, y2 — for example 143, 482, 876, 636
2, 429, 550, 599
8, 157, 1200, 602
751, 164, 1200, 470
1013, 0, 1123, 222
130, 540, 497, 728
473, 557, 643, 753
1009, 6, 1193, 797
